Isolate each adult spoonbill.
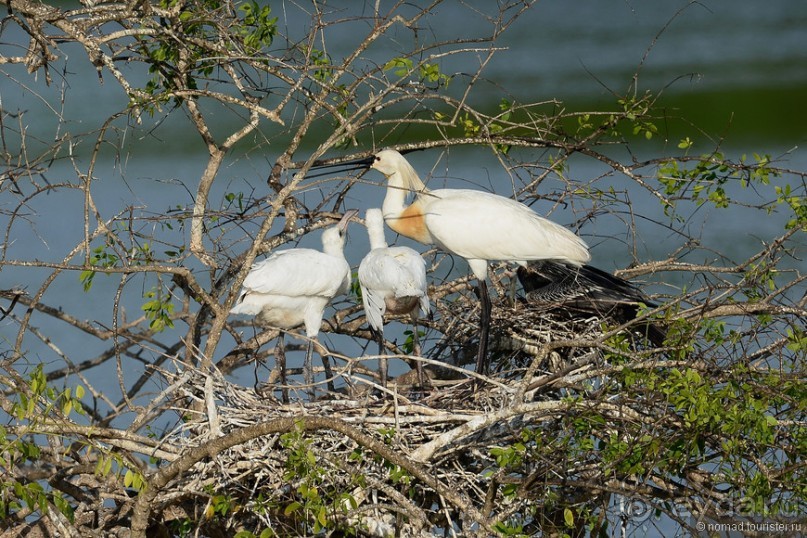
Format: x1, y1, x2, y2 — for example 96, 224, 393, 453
230, 210, 357, 400
310, 150, 590, 377
358, 208, 430, 388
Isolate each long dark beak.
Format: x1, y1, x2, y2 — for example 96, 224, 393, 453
337, 209, 360, 231
304, 155, 375, 179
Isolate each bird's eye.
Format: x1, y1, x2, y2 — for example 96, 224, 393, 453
374, 156, 380, 162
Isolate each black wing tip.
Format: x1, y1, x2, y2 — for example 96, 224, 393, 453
517, 260, 656, 307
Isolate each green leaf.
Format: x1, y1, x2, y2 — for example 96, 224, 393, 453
564, 507, 574, 527
678, 137, 693, 149
284, 501, 302, 516
124, 469, 134, 488
383, 57, 413, 77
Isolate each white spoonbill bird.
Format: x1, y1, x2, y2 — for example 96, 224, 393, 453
230, 210, 357, 400
358, 208, 430, 387
310, 150, 590, 377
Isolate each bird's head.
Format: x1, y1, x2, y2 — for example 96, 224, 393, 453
321, 209, 358, 254
369, 149, 405, 176
371, 149, 426, 192
305, 149, 424, 191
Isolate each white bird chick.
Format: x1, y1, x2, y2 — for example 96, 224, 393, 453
231, 210, 356, 400
358, 208, 430, 387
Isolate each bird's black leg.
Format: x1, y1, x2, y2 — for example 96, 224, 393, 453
320, 346, 335, 394
376, 329, 388, 388
276, 333, 288, 403
411, 317, 425, 388
475, 279, 491, 377
304, 339, 315, 400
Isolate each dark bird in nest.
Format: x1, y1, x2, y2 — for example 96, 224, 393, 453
516, 261, 667, 347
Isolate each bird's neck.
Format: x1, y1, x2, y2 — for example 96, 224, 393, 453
322, 242, 346, 260
368, 227, 388, 250
381, 159, 434, 244
382, 161, 428, 221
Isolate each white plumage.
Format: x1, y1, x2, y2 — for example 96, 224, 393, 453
231, 211, 355, 399
309, 150, 591, 377
373, 150, 590, 277
231, 240, 351, 332
358, 208, 430, 386
371, 149, 591, 376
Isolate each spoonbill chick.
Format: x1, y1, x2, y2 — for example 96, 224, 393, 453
358, 208, 430, 387
231, 210, 356, 400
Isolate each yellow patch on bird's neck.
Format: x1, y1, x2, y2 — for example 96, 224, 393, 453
387, 202, 432, 244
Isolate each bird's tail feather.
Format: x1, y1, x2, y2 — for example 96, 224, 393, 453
517, 261, 667, 347
230, 296, 263, 316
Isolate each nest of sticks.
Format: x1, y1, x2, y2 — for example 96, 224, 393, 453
155, 288, 664, 537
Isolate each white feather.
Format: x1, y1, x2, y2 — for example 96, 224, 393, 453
358, 209, 430, 332
230, 225, 350, 337
368, 149, 592, 375
423, 189, 590, 266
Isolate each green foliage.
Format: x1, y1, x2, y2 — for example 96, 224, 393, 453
459, 112, 481, 138
129, 241, 155, 264
134, 0, 276, 112
656, 152, 785, 217
205, 492, 237, 518
308, 48, 333, 82
432, 98, 514, 153
350, 271, 363, 300
617, 91, 658, 140
383, 56, 450, 86
401, 328, 424, 354
141, 286, 175, 332
741, 260, 778, 303
419, 62, 449, 85
238, 1, 278, 51
224, 191, 245, 212
785, 326, 807, 353
1, 366, 89, 523
233, 530, 276, 538
492, 519, 528, 537
3, 2, 805, 535
479, 323, 804, 534
491, 439, 528, 469
489, 99, 514, 153
123, 467, 146, 492
278, 424, 359, 534
611, 359, 801, 504
774, 182, 807, 229
10, 365, 86, 421
0, 480, 74, 524
168, 518, 195, 538
80, 244, 120, 292
384, 57, 413, 77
